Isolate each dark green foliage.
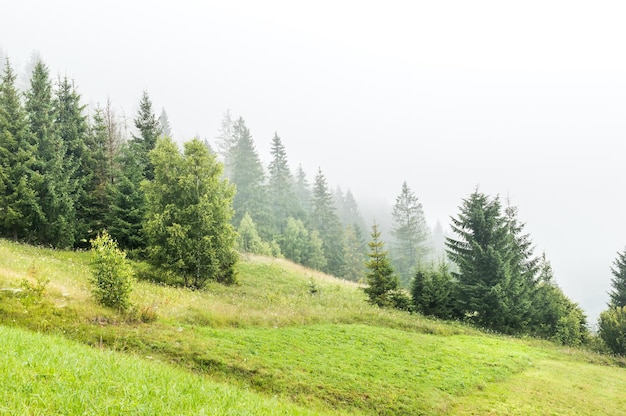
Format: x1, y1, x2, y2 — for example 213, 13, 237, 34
131, 90, 162, 180
609, 248, 626, 308
390, 182, 430, 286
529, 254, 587, 345
364, 223, 404, 308
89, 231, 134, 311
143, 137, 238, 288
106, 143, 146, 251
230, 117, 270, 238
599, 306, 626, 355
311, 168, 344, 276
446, 191, 522, 333
446, 190, 588, 340
51, 76, 88, 248
79, 106, 110, 244
411, 262, 457, 319
0, 58, 41, 242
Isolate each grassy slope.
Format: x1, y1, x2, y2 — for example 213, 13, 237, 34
1, 239, 626, 415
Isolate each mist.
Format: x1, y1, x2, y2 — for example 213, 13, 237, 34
2, 0, 626, 323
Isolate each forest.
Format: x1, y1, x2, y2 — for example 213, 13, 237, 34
1, 55, 626, 353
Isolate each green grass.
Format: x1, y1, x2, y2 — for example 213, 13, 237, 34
0, 325, 329, 415
2, 239, 626, 415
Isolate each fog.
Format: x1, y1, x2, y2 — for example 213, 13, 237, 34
2, 0, 626, 323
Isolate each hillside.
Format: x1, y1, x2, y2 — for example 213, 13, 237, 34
1, 239, 626, 415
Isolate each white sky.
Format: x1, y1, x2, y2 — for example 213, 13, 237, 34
2, 0, 626, 322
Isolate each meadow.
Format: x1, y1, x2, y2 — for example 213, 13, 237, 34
1, 239, 626, 415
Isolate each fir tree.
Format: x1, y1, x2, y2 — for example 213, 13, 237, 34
311, 168, 344, 276
294, 163, 312, 214
609, 248, 626, 308
215, 109, 236, 180
446, 191, 516, 332
390, 181, 430, 286
54, 76, 88, 247
364, 223, 400, 307
230, 117, 270, 237
0, 58, 41, 242
158, 107, 171, 137
131, 90, 161, 180
267, 132, 299, 235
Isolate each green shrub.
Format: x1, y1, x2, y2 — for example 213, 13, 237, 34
90, 231, 134, 311
598, 306, 626, 355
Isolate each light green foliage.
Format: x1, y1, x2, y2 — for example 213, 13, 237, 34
599, 306, 626, 355
280, 216, 327, 270
237, 212, 273, 256
143, 137, 238, 288
390, 181, 430, 286
89, 231, 134, 311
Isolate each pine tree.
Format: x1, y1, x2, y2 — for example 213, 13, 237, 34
364, 223, 400, 307
159, 107, 171, 137
340, 223, 367, 282
230, 117, 270, 237
311, 168, 344, 276
294, 164, 312, 215
215, 109, 236, 180
390, 181, 430, 286
267, 132, 300, 235
609, 248, 626, 308
0, 58, 41, 242
411, 262, 457, 319
143, 137, 238, 287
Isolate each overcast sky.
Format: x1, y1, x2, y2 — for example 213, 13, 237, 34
2, 0, 625, 322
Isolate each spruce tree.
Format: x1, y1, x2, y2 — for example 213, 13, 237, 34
215, 109, 236, 180
609, 248, 626, 308
267, 132, 300, 236
364, 223, 400, 307
230, 117, 270, 237
81, 106, 111, 241
311, 168, 344, 276
446, 191, 516, 332
54, 76, 88, 247
294, 164, 312, 215
390, 181, 430, 286
340, 223, 367, 282
159, 107, 171, 137
0, 58, 41, 242
131, 90, 161, 180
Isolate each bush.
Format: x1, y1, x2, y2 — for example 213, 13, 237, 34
90, 231, 134, 311
599, 306, 626, 355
